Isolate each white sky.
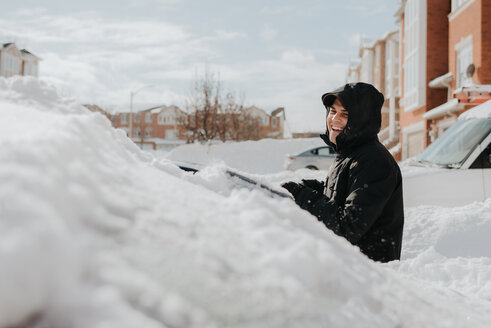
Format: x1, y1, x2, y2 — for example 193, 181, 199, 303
0, 0, 400, 132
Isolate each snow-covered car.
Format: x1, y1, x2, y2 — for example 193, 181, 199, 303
284, 146, 335, 171
402, 100, 491, 207
173, 160, 291, 199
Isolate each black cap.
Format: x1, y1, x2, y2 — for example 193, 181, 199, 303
321, 82, 384, 112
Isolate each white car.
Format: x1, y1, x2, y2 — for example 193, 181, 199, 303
284, 146, 336, 171
402, 100, 491, 207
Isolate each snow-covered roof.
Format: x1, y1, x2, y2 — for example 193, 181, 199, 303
244, 106, 268, 117
428, 72, 453, 88
422, 99, 464, 120
381, 30, 398, 41
459, 100, 491, 120
454, 84, 491, 94
20, 49, 41, 61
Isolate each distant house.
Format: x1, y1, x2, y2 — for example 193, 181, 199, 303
242, 106, 286, 139
111, 105, 188, 150
0, 43, 40, 78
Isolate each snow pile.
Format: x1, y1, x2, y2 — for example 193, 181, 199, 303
392, 200, 491, 299
1, 76, 491, 327
165, 138, 325, 174
0, 77, 87, 115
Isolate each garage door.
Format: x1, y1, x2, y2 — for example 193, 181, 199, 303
408, 130, 425, 158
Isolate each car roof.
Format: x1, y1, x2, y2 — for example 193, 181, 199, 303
297, 145, 332, 155
459, 100, 491, 120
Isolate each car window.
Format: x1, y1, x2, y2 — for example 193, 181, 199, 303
317, 147, 334, 156
416, 118, 491, 167
470, 143, 491, 169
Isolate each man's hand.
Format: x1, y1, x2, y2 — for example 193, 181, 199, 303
301, 179, 324, 193
281, 181, 304, 198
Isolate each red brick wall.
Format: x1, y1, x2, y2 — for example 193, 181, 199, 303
399, 0, 450, 148
480, 0, 491, 83
449, 0, 483, 88
373, 41, 386, 93
426, 0, 450, 113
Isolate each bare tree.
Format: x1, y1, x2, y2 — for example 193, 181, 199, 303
185, 69, 259, 143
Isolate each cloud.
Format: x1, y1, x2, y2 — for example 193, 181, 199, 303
348, 32, 364, 47
260, 25, 278, 41
0, 8, 347, 131
259, 5, 297, 15
15, 15, 188, 45
344, 0, 393, 16
127, 0, 183, 9
215, 30, 247, 40
280, 49, 316, 65
0, 11, 216, 99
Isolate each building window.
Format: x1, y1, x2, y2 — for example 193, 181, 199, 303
134, 114, 140, 123
134, 128, 141, 137
456, 41, 473, 88
145, 128, 152, 137
272, 117, 277, 127
166, 129, 177, 140
451, 0, 471, 12
121, 114, 128, 124
145, 112, 152, 123
403, 0, 426, 111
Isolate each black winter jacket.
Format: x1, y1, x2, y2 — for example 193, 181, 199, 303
291, 83, 404, 262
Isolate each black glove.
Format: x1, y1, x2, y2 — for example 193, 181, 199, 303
301, 179, 324, 193
281, 181, 304, 198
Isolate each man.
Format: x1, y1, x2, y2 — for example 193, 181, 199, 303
282, 82, 404, 262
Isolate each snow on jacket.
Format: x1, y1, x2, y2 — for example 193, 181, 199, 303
291, 83, 404, 262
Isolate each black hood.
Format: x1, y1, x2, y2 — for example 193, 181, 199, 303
320, 82, 384, 154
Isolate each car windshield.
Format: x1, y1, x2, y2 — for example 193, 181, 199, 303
415, 118, 491, 167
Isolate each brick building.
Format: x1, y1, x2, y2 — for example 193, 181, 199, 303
0, 43, 40, 78
395, 0, 491, 160
111, 105, 188, 150
111, 105, 286, 149
242, 106, 286, 139
346, 31, 401, 151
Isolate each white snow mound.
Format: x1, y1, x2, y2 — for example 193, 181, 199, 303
1, 76, 491, 327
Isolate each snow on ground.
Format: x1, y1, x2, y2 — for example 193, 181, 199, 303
2, 76, 491, 327
164, 138, 325, 174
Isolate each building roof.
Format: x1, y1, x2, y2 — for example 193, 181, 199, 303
422, 99, 464, 120
139, 104, 187, 115
20, 49, 41, 60
244, 106, 268, 115
381, 30, 398, 41
429, 72, 453, 88
454, 84, 491, 94
271, 107, 285, 117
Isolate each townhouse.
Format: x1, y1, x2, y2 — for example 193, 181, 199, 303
395, 0, 491, 160
242, 106, 286, 140
0, 43, 40, 78
112, 105, 188, 150
347, 31, 401, 154
111, 105, 286, 149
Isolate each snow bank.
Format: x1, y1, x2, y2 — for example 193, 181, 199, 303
165, 138, 325, 174
2, 76, 491, 327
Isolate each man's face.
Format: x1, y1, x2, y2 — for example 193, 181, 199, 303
327, 98, 349, 145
